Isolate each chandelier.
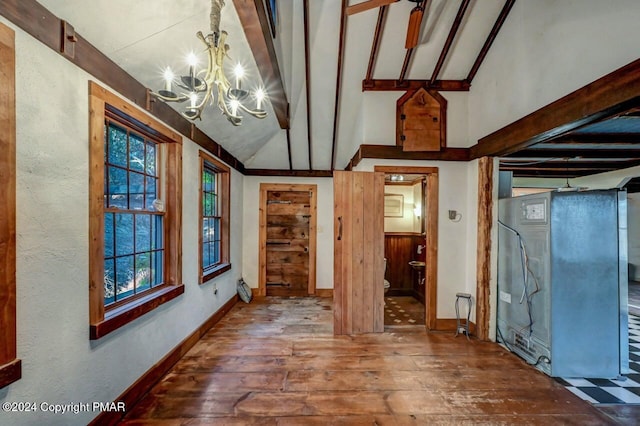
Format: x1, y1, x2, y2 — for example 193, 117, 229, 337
152, 0, 267, 126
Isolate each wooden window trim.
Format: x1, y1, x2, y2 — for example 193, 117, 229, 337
0, 23, 21, 389
89, 81, 183, 340
199, 151, 231, 284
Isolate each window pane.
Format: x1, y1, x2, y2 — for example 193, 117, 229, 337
129, 171, 145, 210
105, 213, 115, 258
135, 253, 151, 292
213, 240, 220, 265
152, 215, 163, 250
145, 176, 157, 210
108, 166, 128, 209
151, 250, 163, 287
213, 218, 220, 244
129, 134, 145, 172
211, 193, 218, 216
108, 123, 128, 167
135, 214, 151, 252
202, 217, 211, 243
145, 142, 156, 175
116, 255, 134, 300
202, 242, 210, 270
115, 213, 134, 256
104, 258, 115, 305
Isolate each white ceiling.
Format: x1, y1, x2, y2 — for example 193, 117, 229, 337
36, 0, 509, 170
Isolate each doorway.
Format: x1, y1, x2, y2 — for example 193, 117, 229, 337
258, 183, 317, 297
374, 166, 438, 329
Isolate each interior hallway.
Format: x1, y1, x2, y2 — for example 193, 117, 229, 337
119, 297, 633, 424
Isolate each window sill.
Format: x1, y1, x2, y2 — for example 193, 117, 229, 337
201, 263, 232, 284
90, 284, 184, 340
0, 359, 22, 389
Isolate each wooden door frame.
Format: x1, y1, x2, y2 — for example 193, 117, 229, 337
259, 183, 318, 297
374, 166, 439, 330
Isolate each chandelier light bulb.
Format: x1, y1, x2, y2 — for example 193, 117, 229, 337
163, 67, 174, 92
234, 64, 244, 90
187, 52, 198, 67
255, 88, 265, 110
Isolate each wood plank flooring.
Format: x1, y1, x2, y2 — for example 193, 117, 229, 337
121, 297, 622, 425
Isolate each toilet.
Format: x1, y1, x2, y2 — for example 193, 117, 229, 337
384, 258, 391, 293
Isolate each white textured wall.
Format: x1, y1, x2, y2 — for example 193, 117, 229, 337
242, 176, 334, 290
1, 19, 243, 425
384, 185, 415, 233
467, 0, 640, 143
355, 159, 474, 319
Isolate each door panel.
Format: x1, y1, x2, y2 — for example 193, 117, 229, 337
334, 171, 385, 335
259, 184, 317, 297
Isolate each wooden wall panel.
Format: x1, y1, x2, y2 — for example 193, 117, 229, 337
333, 171, 384, 335
383, 234, 415, 293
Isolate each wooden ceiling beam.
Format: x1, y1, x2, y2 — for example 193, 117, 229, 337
398, 0, 428, 83
303, 0, 312, 169
399, 48, 415, 83
505, 148, 640, 159
430, 0, 471, 83
346, 0, 398, 16
331, 0, 349, 170
346, 144, 469, 170
510, 170, 605, 178
233, 0, 289, 129
469, 58, 640, 159
500, 160, 640, 170
243, 169, 333, 177
466, 0, 516, 84
365, 5, 389, 81
550, 133, 640, 144
363, 79, 470, 91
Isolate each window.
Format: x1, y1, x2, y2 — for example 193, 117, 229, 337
199, 152, 231, 282
0, 22, 21, 389
89, 82, 183, 340
103, 120, 163, 305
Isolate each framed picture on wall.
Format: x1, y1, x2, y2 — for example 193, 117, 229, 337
265, 0, 277, 38
384, 194, 404, 217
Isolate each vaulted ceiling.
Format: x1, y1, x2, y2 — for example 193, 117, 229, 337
30, 0, 513, 171
21, 0, 640, 178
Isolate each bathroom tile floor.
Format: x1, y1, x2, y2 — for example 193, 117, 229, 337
384, 296, 425, 326
557, 314, 640, 405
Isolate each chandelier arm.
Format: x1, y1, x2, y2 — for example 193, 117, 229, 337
237, 102, 267, 119
151, 91, 190, 103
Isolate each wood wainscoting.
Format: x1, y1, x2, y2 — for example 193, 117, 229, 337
384, 233, 425, 298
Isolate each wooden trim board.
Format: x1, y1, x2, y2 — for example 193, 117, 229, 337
258, 183, 318, 297
0, 22, 20, 389
374, 166, 438, 330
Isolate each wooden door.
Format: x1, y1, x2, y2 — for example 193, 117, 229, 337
259, 184, 317, 297
333, 171, 385, 335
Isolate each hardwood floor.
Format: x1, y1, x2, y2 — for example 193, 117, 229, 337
121, 297, 620, 425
